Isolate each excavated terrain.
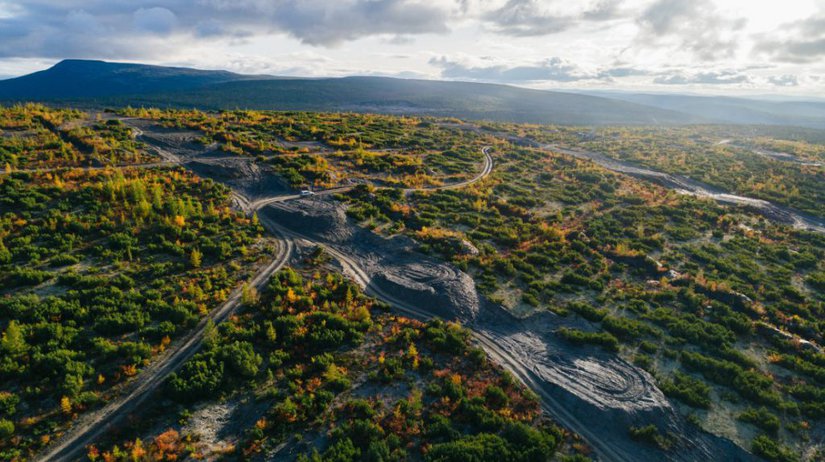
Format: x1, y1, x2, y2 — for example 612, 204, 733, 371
262, 197, 757, 462
261, 199, 480, 321
128, 119, 758, 461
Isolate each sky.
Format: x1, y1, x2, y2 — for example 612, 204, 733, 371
0, 0, 823, 96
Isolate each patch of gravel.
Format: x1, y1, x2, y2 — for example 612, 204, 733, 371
262, 196, 758, 462
183, 401, 236, 454
185, 157, 290, 199
262, 198, 479, 321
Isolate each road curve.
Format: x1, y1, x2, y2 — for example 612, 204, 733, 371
36, 130, 490, 461
247, 146, 493, 211
404, 145, 493, 192
262, 221, 627, 462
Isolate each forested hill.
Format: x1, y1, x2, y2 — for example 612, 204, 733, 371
0, 59, 268, 99
2, 60, 823, 128
0, 60, 699, 126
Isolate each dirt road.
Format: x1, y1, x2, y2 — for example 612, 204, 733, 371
544, 143, 825, 233
34, 134, 294, 462
37, 119, 753, 462
247, 146, 493, 211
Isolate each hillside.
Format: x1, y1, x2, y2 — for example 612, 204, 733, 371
585, 91, 825, 129
0, 59, 267, 99
117, 76, 703, 126
0, 60, 700, 126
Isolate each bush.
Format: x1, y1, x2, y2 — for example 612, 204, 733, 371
629, 424, 673, 450
659, 372, 711, 409
751, 435, 798, 462
167, 357, 224, 401
426, 434, 512, 462
0, 419, 13, 439
738, 407, 781, 435
556, 328, 619, 352
220, 341, 261, 378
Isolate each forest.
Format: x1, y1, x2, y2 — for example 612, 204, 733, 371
1, 104, 824, 461
0, 105, 267, 459
90, 264, 585, 461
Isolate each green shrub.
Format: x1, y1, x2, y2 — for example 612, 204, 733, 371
751, 435, 798, 462
556, 328, 619, 352
659, 372, 711, 409
0, 419, 14, 439
738, 407, 781, 435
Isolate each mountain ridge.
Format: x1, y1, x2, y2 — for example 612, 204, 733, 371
1, 60, 822, 128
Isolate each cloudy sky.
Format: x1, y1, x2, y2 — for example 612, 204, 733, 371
0, 0, 823, 96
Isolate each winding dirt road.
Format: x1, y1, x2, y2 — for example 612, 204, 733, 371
35, 120, 679, 461
37, 227, 292, 461
35, 118, 758, 462
263, 221, 631, 462
36, 127, 491, 461
247, 146, 493, 211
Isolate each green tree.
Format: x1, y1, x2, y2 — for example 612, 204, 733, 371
203, 319, 219, 351
0, 239, 10, 264
1, 321, 28, 358
221, 341, 262, 378
242, 284, 259, 306
265, 321, 277, 344
0, 418, 14, 439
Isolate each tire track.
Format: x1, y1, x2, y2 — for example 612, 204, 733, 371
35, 143, 294, 462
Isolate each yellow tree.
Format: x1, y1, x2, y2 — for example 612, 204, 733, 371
60, 396, 72, 415
190, 248, 202, 269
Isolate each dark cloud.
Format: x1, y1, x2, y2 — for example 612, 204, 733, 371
653, 71, 750, 85
637, 0, 746, 61
0, 0, 452, 59
756, 16, 825, 63
484, 0, 622, 37
252, 0, 450, 46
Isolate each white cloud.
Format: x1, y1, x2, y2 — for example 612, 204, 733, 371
0, 0, 821, 95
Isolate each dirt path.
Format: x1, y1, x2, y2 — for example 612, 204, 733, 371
247, 146, 492, 211
34, 141, 294, 462
263, 222, 634, 462
36, 119, 757, 462
544, 143, 825, 233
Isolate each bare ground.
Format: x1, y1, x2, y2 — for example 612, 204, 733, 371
111, 119, 759, 462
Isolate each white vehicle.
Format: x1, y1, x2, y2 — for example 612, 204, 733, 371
299, 190, 316, 196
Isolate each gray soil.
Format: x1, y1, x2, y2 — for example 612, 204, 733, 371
186, 157, 291, 200
262, 197, 757, 462
262, 198, 479, 321
544, 143, 825, 233
125, 119, 758, 462
125, 118, 291, 199
445, 122, 825, 233
746, 146, 823, 167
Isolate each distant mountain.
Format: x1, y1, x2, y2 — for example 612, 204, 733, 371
120, 76, 708, 126
581, 91, 825, 129
0, 59, 269, 100
2, 59, 821, 128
